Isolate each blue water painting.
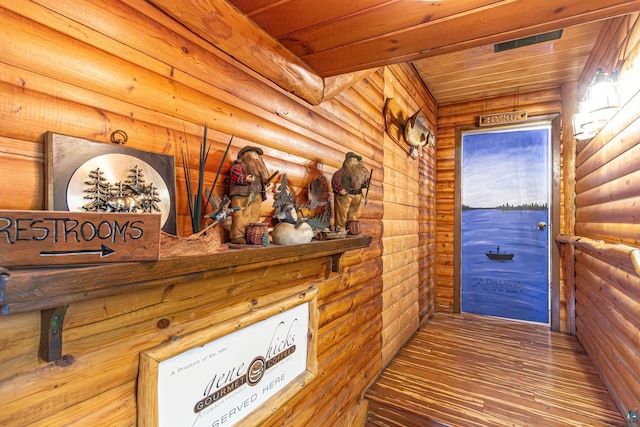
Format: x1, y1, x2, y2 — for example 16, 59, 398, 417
461, 126, 550, 323
461, 209, 549, 323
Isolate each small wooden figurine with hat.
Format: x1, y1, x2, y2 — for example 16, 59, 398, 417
331, 152, 371, 234
228, 146, 273, 244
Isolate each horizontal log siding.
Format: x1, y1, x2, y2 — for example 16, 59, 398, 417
571, 13, 640, 418
0, 1, 434, 425
380, 65, 436, 366
419, 141, 437, 323
436, 89, 563, 314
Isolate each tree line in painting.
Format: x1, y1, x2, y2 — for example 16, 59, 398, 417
462, 202, 548, 211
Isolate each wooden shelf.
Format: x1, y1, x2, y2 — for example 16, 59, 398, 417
0, 236, 371, 315
556, 234, 640, 276
0, 235, 371, 362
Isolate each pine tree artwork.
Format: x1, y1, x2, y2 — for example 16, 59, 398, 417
125, 164, 146, 189
273, 173, 295, 218
140, 183, 162, 214
82, 168, 111, 212
81, 165, 162, 214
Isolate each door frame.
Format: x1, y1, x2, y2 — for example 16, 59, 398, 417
453, 114, 562, 330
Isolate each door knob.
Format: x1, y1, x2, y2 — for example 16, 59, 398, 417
537, 222, 547, 230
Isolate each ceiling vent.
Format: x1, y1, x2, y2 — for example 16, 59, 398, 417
494, 30, 564, 53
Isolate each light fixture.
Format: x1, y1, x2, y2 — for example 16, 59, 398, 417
572, 110, 597, 141
572, 68, 619, 140
584, 69, 619, 121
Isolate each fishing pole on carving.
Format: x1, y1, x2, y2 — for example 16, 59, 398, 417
249, 170, 280, 206
364, 168, 374, 206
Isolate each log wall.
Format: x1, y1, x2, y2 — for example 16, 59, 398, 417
0, 1, 435, 425
380, 65, 437, 366
568, 13, 640, 417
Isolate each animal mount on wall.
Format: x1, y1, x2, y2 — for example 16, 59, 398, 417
383, 98, 435, 159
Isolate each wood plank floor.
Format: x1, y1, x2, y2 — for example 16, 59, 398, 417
365, 313, 625, 427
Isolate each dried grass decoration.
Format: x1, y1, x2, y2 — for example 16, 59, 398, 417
160, 125, 233, 258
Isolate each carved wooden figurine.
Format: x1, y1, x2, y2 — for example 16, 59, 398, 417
331, 152, 370, 233
228, 146, 271, 244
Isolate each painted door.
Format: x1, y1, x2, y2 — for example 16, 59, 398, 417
460, 124, 550, 323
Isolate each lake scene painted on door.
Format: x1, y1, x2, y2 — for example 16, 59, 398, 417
461, 126, 550, 323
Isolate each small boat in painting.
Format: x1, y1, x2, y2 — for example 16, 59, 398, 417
485, 245, 514, 260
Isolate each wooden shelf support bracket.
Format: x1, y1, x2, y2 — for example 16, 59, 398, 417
39, 306, 69, 362
0, 267, 9, 314
330, 253, 343, 272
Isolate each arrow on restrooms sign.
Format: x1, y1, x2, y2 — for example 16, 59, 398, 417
40, 244, 116, 258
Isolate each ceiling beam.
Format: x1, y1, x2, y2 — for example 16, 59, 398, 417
149, 0, 376, 105
150, 0, 325, 104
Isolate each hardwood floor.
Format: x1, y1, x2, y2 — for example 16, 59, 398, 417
365, 312, 625, 426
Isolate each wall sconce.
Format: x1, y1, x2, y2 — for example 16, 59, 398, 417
572, 109, 597, 141
573, 68, 619, 140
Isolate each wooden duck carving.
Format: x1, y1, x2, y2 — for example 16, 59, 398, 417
272, 204, 314, 245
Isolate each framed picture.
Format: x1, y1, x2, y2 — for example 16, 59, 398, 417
45, 131, 177, 234
138, 286, 319, 427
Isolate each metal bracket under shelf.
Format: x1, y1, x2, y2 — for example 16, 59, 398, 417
39, 306, 69, 362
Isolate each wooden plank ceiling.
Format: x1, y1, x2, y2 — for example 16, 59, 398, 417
222, 0, 640, 104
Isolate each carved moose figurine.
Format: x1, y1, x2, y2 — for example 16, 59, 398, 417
106, 185, 150, 212
106, 195, 142, 212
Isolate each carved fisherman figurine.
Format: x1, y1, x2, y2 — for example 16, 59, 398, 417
229, 146, 271, 244
331, 152, 370, 232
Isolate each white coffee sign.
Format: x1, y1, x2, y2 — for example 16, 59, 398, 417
156, 302, 309, 427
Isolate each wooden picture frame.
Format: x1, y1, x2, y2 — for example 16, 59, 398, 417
45, 131, 177, 234
138, 286, 319, 427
